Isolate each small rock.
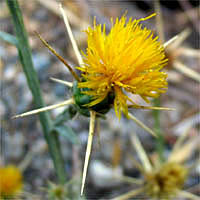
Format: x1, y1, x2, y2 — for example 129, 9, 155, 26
4, 64, 17, 81
5, 132, 25, 159
90, 160, 122, 188
32, 139, 47, 154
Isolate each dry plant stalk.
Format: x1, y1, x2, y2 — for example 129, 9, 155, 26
155, 0, 200, 83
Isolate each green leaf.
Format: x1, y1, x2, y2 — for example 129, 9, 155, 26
52, 125, 79, 145
0, 31, 18, 47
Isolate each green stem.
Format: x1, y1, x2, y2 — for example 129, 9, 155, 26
153, 98, 165, 162
6, 0, 66, 184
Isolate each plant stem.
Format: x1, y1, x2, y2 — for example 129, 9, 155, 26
6, 0, 66, 184
153, 98, 165, 162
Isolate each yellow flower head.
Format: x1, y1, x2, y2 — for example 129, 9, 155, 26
78, 13, 168, 118
0, 165, 23, 198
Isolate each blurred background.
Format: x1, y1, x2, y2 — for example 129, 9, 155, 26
0, 0, 199, 199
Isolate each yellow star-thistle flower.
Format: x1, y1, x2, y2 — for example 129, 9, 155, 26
78, 13, 168, 118
0, 165, 23, 198
13, 8, 174, 196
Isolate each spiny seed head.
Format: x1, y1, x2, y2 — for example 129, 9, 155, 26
77, 14, 168, 119
144, 162, 188, 199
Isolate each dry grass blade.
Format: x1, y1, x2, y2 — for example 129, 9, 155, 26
81, 111, 96, 195
179, 47, 200, 57
178, 0, 200, 35
50, 77, 73, 87
128, 113, 156, 137
112, 187, 144, 200
178, 190, 200, 200
59, 3, 84, 67
174, 61, 200, 82
174, 113, 200, 135
128, 154, 144, 173
154, 0, 165, 43
13, 98, 74, 118
166, 28, 191, 50
168, 135, 200, 163
36, 0, 89, 28
114, 175, 143, 185
163, 35, 178, 48
131, 132, 152, 172
171, 126, 191, 155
